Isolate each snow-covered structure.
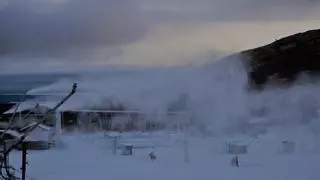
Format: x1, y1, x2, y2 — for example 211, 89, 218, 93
0, 123, 54, 150
225, 136, 254, 154
20, 122, 54, 143
2, 102, 56, 128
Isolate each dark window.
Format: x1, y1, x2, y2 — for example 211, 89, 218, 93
0, 133, 17, 140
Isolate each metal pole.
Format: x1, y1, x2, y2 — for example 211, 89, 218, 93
55, 112, 62, 145
184, 124, 189, 163
183, 113, 191, 163
21, 142, 27, 180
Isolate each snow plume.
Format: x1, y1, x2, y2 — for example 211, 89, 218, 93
26, 55, 249, 135
248, 79, 320, 126
25, 53, 320, 135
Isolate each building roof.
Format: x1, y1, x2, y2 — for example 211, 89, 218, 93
4, 101, 51, 114
20, 122, 52, 132
3, 98, 77, 114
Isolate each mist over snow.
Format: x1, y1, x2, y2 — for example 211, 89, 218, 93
23, 54, 320, 136
2, 1, 320, 179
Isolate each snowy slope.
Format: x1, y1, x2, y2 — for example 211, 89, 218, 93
9, 131, 320, 180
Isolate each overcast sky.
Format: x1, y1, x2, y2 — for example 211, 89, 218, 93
1, 0, 320, 73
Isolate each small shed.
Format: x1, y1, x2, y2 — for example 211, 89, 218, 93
225, 137, 253, 154
104, 131, 121, 154
3, 102, 55, 127
226, 143, 248, 154
20, 122, 55, 146
281, 140, 296, 153
0, 126, 54, 150
120, 144, 134, 156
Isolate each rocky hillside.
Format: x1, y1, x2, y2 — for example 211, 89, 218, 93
240, 29, 320, 89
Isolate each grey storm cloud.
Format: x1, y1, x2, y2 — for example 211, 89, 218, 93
0, 0, 319, 58
0, 0, 148, 57
140, 0, 320, 22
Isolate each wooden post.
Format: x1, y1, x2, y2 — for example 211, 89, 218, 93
55, 112, 62, 145
21, 142, 27, 180
2, 141, 9, 169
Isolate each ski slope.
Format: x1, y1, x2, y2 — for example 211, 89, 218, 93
9, 131, 320, 180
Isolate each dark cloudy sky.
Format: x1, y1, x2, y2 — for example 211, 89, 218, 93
0, 0, 320, 72
0, 0, 148, 57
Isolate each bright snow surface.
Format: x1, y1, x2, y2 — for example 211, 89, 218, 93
9, 131, 320, 180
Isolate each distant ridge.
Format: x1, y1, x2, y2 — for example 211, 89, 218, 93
239, 29, 320, 89
0, 73, 77, 104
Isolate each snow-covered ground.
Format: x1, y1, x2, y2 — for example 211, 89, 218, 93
8, 131, 320, 180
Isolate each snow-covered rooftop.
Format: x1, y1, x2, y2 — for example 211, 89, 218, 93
4, 101, 52, 114
4, 97, 84, 114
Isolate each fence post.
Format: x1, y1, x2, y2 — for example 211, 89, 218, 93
184, 123, 190, 163
21, 142, 27, 180
55, 112, 62, 145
